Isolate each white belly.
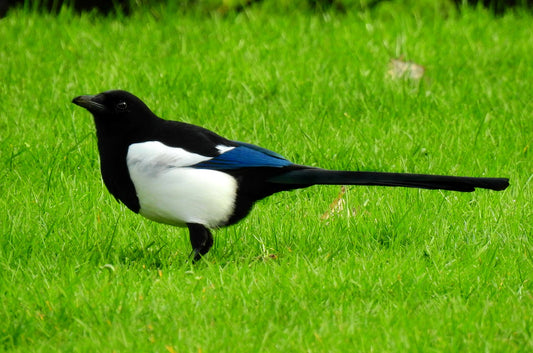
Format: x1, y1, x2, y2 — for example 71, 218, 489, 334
126, 142, 238, 228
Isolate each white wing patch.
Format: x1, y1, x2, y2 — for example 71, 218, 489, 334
127, 141, 212, 170
216, 145, 235, 154
126, 141, 238, 228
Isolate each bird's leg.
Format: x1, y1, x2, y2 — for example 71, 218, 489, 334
187, 223, 214, 262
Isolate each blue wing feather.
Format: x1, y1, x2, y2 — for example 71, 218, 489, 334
231, 140, 288, 160
193, 144, 292, 170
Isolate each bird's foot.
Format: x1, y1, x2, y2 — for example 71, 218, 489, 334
188, 248, 203, 263
187, 223, 214, 264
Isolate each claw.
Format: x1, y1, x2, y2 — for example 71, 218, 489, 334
189, 248, 203, 263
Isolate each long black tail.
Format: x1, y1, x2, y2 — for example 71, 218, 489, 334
269, 169, 509, 192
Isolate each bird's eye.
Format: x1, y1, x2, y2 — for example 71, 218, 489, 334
116, 101, 128, 111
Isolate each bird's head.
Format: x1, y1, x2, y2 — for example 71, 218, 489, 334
72, 90, 155, 126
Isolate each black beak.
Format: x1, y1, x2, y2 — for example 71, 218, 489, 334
72, 95, 105, 112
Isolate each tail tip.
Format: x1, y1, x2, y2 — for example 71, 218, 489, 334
494, 178, 510, 191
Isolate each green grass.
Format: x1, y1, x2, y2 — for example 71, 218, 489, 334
1, 2, 532, 352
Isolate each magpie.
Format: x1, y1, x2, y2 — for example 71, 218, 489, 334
72, 90, 510, 261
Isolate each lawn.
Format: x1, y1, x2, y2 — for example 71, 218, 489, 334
0, 1, 532, 351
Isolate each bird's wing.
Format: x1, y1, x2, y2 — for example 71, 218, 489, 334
192, 142, 292, 170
